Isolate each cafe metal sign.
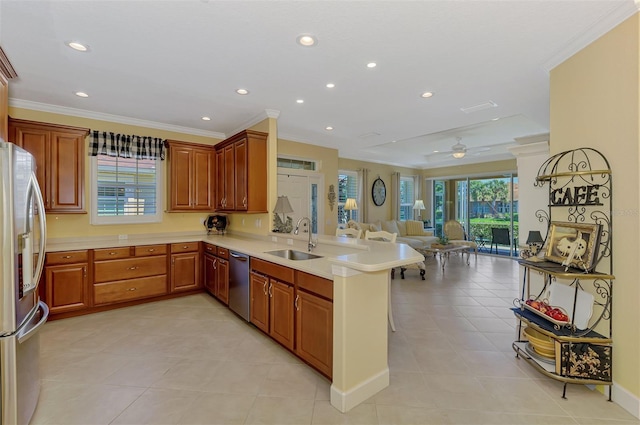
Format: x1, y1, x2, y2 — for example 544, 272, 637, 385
550, 184, 602, 206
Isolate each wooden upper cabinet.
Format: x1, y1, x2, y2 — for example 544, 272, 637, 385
214, 130, 267, 213
166, 140, 215, 211
8, 118, 89, 213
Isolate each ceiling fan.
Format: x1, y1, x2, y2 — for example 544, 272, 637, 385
424, 137, 492, 162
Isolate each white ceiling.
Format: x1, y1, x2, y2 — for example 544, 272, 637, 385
1, 0, 637, 169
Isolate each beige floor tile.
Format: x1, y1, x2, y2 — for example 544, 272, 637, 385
110, 388, 201, 425
245, 396, 314, 424
311, 400, 379, 424
177, 392, 256, 424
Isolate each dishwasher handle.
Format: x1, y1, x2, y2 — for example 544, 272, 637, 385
230, 252, 248, 261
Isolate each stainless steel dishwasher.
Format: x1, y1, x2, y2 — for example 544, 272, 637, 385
228, 251, 250, 321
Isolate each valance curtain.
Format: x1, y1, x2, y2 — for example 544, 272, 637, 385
89, 131, 166, 160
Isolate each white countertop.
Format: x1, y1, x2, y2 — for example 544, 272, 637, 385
46, 231, 425, 280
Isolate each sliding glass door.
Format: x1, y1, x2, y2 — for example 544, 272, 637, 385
433, 174, 519, 256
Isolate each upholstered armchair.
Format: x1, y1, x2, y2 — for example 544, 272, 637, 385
443, 220, 478, 258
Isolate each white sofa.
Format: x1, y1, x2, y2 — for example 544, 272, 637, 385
347, 219, 438, 249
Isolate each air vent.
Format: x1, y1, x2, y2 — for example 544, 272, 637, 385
460, 101, 498, 114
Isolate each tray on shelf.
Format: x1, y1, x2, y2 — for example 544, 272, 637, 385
511, 307, 607, 339
522, 303, 570, 327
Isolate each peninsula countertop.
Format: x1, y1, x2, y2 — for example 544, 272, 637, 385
46, 231, 425, 280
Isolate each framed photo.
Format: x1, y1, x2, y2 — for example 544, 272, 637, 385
545, 221, 601, 272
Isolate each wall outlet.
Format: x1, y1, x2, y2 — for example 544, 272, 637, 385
242, 218, 245, 226
287, 238, 294, 245
118, 234, 128, 240
255, 219, 261, 228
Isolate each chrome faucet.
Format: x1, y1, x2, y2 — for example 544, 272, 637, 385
294, 217, 317, 252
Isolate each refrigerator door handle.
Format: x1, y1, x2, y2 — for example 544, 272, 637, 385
17, 301, 49, 344
29, 172, 47, 293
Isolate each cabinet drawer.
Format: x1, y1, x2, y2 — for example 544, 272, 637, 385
94, 247, 131, 261
251, 257, 294, 283
94, 256, 167, 283
216, 246, 229, 259
135, 244, 167, 257
171, 242, 199, 253
46, 250, 88, 265
203, 243, 217, 255
94, 275, 167, 305
295, 271, 333, 301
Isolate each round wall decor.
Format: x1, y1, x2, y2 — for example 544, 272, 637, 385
372, 177, 386, 206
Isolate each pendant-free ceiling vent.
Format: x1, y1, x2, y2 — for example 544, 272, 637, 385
460, 101, 498, 114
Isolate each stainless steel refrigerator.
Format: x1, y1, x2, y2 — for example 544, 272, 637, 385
0, 140, 48, 425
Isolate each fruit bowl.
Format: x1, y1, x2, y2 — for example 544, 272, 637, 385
522, 299, 570, 326
524, 327, 555, 358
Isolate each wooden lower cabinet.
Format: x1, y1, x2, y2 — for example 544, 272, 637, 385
269, 280, 295, 351
45, 262, 89, 314
93, 245, 168, 306
249, 272, 269, 333
249, 268, 295, 352
44, 250, 90, 315
296, 289, 333, 378
203, 252, 229, 305
170, 242, 201, 293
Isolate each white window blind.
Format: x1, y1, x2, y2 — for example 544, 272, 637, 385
399, 176, 415, 221
91, 155, 162, 224
338, 171, 358, 224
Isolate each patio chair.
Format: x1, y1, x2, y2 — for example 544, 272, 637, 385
490, 227, 517, 255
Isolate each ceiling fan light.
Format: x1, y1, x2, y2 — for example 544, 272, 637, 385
451, 141, 466, 158
452, 151, 466, 159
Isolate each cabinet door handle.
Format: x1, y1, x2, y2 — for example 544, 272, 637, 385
62, 255, 72, 259
127, 287, 137, 291
268, 282, 273, 298
243, 197, 247, 207
83, 266, 86, 278
128, 266, 138, 270
213, 258, 217, 269
148, 248, 155, 252
109, 252, 117, 256
295, 294, 299, 311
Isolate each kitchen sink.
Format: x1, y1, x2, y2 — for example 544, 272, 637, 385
265, 249, 323, 261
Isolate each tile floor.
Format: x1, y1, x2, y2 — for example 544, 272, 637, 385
32, 254, 639, 424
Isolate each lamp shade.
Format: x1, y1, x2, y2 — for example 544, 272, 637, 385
413, 200, 426, 211
344, 198, 358, 211
526, 230, 544, 245
273, 196, 294, 214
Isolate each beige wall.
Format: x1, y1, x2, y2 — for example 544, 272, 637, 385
277, 138, 339, 235
550, 14, 640, 403
338, 158, 421, 224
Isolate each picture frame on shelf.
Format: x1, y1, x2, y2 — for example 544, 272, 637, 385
544, 221, 601, 272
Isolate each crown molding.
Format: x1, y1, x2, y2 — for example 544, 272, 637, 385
542, 2, 640, 72
508, 141, 549, 157
227, 109, 280, 137
8, 98, 226, 139
0, 46, 18, 79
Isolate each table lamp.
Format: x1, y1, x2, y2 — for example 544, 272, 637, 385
413, 200, 426, 220
273, 196, 294, 232
344, 198, 358, 221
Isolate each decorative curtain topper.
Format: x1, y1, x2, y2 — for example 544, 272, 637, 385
89, 131, 166, 160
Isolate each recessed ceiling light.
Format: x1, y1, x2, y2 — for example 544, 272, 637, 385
67, 41, 88, 52
75, 91, 89, 98
433, 150, 439, 153
296, 99, 304, 104
326, 83, 335, 88
421, 92, 433, 98
236, 88, 249, 95
325, 126, 333, 131
367, 62, 377, 68
202, 116, 211, 121
492, 117, 500, 121
296, 34, 317, 47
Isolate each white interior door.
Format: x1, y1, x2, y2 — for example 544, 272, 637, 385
277, 173, 324, 235
278, 174, 308, 232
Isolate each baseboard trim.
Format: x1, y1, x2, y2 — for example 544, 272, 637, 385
330, 368, 389, 413
612, 381, 640, 419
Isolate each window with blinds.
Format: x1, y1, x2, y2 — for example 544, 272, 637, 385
338, 171, 358, 224
400, 176, 415, 220
91, 156, 162, 224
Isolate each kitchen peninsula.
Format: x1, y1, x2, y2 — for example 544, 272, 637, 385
45, 231, 424, 413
